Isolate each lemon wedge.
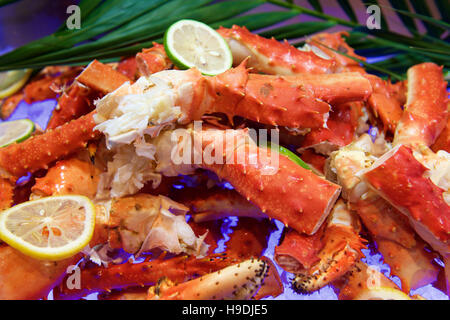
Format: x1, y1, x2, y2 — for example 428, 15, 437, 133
0, 195, 96, 261
354, 287, 412, 300
0, 69, 32, 99
164, 19, 232, 76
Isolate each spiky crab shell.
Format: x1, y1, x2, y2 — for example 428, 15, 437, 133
274, 227, 324, 273
0, 111, 100, 179
432, 117, 450, 153
363, 145, 450, 257
203, 142, 342, 235
76, 60, 131, 94
47, 83, 96, 130
147, 258, 268, 300
136, 42, 173, 77
54, 254, 238, 300
354, 193, 439, 293
394, 63, 448, 148
292, 200, 366, 293
217, 25, 335, 75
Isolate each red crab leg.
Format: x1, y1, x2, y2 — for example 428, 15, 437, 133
219, 65, 370, 131
291, 200, 366, 292
217, 25, 335, 75
147, 258, 268, 300
353, 193, 439, 293
199, 128, 342, 235
365, 75, 404, 133
431, 117, 450, 153
0, 111, 100, 179
363, 145, 450, 259
47, 83, 97, 130
116, 56, 138, 80
136, 42, 173, 77
76, 60, 131, 94
0, 178, 14, 210
53, 254, 238, 300
394, 63, 448, 148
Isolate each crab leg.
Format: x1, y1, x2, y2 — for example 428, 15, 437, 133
217, 25, 335, 75
136, 42, 173, 77
0, 111, 99, 179
147, 258, 268, 300
432, 117, 450, 153
0, 178, 14, 210
76, 60, 130, 94
291, 200, 366, 292
195, 127, 342, 235
394, 62, 448, 148
53, 254, 238, 300
47, 83, 97, 130
363, 145, 450, 259
354, 192, 439, 292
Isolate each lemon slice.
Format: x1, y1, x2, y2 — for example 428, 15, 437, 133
164, 19, 233, 75
0, 69, 32, 99
0, 195, 96, 261
0, 119, 35, 148
354, 287, 412, 300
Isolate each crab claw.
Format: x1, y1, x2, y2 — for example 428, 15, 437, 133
147, 258, 268, 300
291, 200, 366, 293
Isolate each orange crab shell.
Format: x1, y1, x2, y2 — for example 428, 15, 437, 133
217, 25, 336, 75
136, 42, 173, 77
394, 63, 448, 147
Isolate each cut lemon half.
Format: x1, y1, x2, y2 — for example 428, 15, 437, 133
0, 119, 35, 148
0, 195, 96, 261
354, 287, 412, 300
0, 69, 32, 99
164, 19, 233, 75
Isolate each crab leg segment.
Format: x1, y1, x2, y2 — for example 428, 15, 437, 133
198, 128, 342, 235
0, 111, 100, 179
0, 178, 14, 210
274, 227, 324, 273
217, 25, 335, 75
77, 60, 131, 94
363, 145, 450, 258
394, 63, 448, 148
136, 42, 173, 77
54, 254, 238, 300
147, 259, 268, 300
432, 117, 450, 153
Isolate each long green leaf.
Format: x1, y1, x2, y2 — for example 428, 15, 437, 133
260, 21, 336, 39
307, 0, 323, 13
387, 0, 419, 35
336, 0, 358, 23
409, 0, 445, 37
0, 0, 166, 65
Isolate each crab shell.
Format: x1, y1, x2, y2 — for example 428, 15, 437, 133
394, 62, 448, 148
136, 42, 173, 77
363, 145, 450, 258
147, 258, 268, 300
217, 25, 335, 75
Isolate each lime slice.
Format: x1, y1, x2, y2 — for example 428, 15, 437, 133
268, 142, 311, 170
354, 287, 412, 300
0, 119, 35, 148
0, 69, 32, 99
164, 19, 233, 75
0, 195, 96, 261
